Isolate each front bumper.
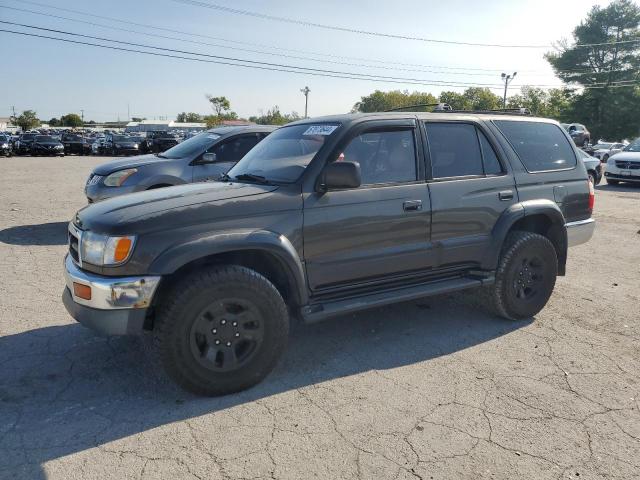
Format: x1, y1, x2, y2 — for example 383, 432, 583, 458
605, 171, 640, 183
62, 255, 161, 335
566, 218, 595, 247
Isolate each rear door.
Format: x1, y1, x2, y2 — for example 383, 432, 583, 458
192, 133, 262, 182
423, 121, 517, 269
303, 120, 432, 291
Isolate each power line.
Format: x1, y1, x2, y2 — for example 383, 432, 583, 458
0, 21, 531, 87
5, 1, 633, 77
0, 0, 588, 76
173, 0, 640, 49
1, 26, 636, 91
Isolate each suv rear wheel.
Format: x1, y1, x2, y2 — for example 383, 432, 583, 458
486, 231, 558, 321
153, 265, 289, 396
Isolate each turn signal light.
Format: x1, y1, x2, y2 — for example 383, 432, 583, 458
113, 237, 133, 263
73, 282, 92, 300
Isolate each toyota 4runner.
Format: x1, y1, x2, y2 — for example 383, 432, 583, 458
62, 111, 595, 396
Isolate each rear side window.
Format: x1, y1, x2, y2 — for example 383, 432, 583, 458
425, 123, 504, 178
494, 121, 577, 172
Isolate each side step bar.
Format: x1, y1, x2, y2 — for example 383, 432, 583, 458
301, 275, 494, 324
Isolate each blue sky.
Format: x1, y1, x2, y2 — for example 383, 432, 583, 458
1, 0, 611, 122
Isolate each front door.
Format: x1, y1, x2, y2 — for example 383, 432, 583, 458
423, 121, 517, 268
303, 121, 432, 291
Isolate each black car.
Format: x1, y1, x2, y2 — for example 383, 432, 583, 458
101, 134, 143, 156
62, 134, 88, 155
16, 133, 38, 155
63, 111, 595, 396
146, 131, 181, 153
31, 135, 65, 156
0, 134, 12, 156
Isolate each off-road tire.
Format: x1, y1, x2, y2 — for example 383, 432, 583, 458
153, 265, 289, 396
485, 231, 558, 321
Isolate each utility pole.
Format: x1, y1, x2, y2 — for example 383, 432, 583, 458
300, 86, 310, 118
80, 109, 84, 127
501, 72, 517, 108
10, 105, 16, 125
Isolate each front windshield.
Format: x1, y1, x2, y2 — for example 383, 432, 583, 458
35, 135, 55, 142
159, 132, 221, 159
22, 134, 36, 140
227, 124, 339, 183
623, 139, 640, 152
112, 135, 128, 142
594, 143, 612, 150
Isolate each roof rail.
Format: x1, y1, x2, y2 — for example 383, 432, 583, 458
384, 103, 452, 112
434, 107, 532, 116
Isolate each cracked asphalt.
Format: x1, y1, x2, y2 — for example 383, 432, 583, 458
1, 155, 639, 480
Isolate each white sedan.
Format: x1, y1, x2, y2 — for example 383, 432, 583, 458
604, 139, 640, 185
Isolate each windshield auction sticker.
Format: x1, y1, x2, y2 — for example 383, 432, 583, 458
303, 125, 338, 136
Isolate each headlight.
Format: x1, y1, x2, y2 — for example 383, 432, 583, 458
1, 143, 7, 148
80, 232, 136, 266
104, 168, 137, 187
133, 144, 139, 148
607, 157, 615, 165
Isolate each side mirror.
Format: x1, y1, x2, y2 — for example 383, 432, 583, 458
318, 161, 361, 191
200, 152, 218, 164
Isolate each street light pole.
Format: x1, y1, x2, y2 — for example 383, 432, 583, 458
300, 86, 310, 118
501, 72, 517, 108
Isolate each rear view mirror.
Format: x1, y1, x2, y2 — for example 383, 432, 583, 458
319, 161, 361, 191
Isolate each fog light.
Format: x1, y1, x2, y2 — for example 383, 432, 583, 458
73, 282, 92, 300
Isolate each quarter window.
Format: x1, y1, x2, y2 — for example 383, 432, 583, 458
340, 129, 417, 185
494, 120, 577, 172
478, 131, 503, 175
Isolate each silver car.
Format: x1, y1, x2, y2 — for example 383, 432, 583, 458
85, 125, 276, 203
591, 141, 626, 162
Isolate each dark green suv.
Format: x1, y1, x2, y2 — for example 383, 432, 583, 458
62, 111, 595, 396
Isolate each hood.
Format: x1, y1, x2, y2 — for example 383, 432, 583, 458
75, 181, 280, 235
93, 154, 169, 175
609, 151, 640, 162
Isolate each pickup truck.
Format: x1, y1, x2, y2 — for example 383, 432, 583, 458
62, 111, 595, 396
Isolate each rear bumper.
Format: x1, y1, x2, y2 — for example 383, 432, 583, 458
62, 255, 161, 335
566, 218, 595, 247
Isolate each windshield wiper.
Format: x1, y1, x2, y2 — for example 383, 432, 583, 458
233, 173, 272, 185
218, 172, 231, 182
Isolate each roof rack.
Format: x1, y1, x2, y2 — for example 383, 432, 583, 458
434, 107, 532, 116
384, 103, 452, 112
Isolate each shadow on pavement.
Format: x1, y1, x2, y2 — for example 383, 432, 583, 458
0, 222, 69, 246
0, 293, 531, 479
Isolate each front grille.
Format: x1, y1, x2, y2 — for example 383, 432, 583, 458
86, 174, 103, 186
615, 160, 640, 170
68, 225, 81, 264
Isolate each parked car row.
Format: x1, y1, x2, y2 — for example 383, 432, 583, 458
0, 127, 199, 157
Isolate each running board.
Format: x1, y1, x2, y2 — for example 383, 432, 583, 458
301, 275, 493, 324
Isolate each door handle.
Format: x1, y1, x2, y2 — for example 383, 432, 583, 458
403, 200, 422, 212
498, 190, 514, 201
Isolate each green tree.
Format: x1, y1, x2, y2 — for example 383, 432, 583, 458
545, 0, 640, 139
15, 110, 40, 131
462, 87, 502, 110
206, 95, 231, 116
176, 112, 203, 123
507, 86, 576, 120
352, 90, 438, 112
131, 117, 146, 122
249, 106, 300, 125
439, 91, 469, 110
48, 117, 60, 127
60, 113, 83, 128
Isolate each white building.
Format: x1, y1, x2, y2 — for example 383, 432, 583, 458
125, 120, 206, 133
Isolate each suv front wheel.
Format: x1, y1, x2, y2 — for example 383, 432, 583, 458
486, 231, 558, 321
153, 265, 290, 396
